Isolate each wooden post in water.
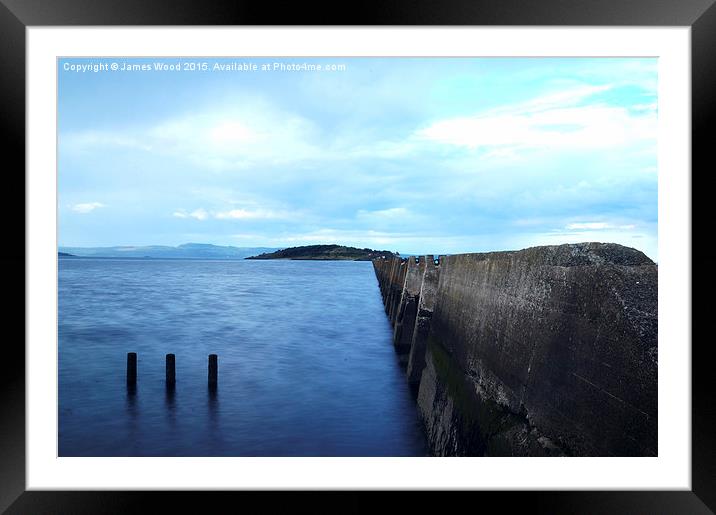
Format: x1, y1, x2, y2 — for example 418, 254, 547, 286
208, 354, 218, 389
126, 352, 137, 387
166, 353, 176, 387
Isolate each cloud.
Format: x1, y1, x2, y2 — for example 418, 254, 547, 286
145, 100, 322, 170
356, 207, 411, 220
214, 208, 288, 220
512, 84, 612, 114
62, 97, 323, 171
173, 207, 293, 221
208, 121, 258, 143
71, 202, 105, 213
565, 222, 636, 230
60, 82, 656, 173
61, 133, 152, 153
173, 208, 208, 220
415, 84, 656, 154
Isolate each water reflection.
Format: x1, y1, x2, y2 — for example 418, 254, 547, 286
126, 383, 137, 397
125, 384, 138, 444
165, 384, 176, 424
208, 385, 219, 423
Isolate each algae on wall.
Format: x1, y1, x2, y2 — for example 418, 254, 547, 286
416, 333, 563, 456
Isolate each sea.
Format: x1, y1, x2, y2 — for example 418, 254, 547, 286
58, 258, 429, 456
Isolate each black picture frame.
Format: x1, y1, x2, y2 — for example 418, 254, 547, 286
2, 1, 713, 513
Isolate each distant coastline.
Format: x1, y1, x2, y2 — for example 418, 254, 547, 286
58, 243, 279, 260
58, 243, 400, 261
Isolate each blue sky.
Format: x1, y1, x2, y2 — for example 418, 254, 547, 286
58, 57, 658, 259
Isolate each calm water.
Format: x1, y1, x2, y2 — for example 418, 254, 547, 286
58, 258, 428, 456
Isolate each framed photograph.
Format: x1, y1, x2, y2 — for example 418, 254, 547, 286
5, 0, 713, 512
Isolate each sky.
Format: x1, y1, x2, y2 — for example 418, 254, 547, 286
58, 57, 658, 260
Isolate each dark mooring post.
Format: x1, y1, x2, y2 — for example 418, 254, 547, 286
166, 353, 176, 388
126, 352, 137, 387
208, 354, 218, 389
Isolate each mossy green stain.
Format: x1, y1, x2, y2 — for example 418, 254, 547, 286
427, 334, 529, 454
428, 335, 478, 428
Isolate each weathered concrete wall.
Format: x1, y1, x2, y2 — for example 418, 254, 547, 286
406, 255, 440, 386
393, 257, 425, 359
388, 260, 408, 324
372, 243, 657, 457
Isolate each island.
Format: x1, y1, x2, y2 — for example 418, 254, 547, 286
245, 244, 397, 261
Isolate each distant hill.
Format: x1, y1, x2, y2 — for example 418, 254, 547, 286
246, 244, 397, 261
58, 243, 280, 260
58, 251, 75, 257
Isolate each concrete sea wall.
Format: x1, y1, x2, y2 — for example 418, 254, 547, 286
372, 243, 658, 457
